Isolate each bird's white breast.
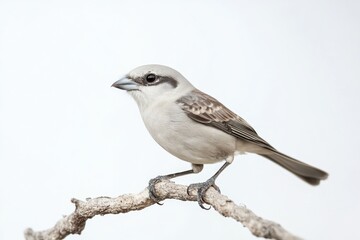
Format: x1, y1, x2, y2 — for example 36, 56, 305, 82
140, 98, 237, 164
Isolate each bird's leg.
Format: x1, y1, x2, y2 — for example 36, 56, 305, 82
148, 164, 203, 204
148, 169, 194, 204
187, 162, 231, 210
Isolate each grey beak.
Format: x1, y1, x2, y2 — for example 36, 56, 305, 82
112, 76, 139, 91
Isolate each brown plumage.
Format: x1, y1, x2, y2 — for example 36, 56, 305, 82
177, 89, 328, 185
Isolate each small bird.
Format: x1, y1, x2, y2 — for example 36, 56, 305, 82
112, 64, 328, 209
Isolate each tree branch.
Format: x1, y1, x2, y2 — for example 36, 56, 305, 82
24, 180, 301, 240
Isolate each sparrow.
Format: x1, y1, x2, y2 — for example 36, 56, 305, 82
112, 64, 328, 209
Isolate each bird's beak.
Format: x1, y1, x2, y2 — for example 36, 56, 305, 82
111, 76, 139, 91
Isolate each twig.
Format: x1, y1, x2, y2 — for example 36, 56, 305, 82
24, 180, 301, 240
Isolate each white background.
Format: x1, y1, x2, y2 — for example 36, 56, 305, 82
1, 1, 359, 239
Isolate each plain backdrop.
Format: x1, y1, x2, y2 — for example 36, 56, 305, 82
1, 0, 359, 239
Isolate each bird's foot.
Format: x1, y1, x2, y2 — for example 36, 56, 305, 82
148, 176, 169, 205
187, 177, 220, 210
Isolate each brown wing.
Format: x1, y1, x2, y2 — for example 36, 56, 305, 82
176, 89, 276, 150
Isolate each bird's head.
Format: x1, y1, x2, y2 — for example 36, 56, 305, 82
112, 64, 194, 110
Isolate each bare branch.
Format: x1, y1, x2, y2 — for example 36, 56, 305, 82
24, 180, 301, 240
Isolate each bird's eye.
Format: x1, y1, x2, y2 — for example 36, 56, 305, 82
145, 73, 157, 83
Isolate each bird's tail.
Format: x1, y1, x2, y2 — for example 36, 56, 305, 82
259, 151, 328, 185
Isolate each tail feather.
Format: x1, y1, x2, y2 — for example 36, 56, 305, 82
259, 151, 328, 185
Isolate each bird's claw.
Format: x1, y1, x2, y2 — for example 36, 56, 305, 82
187, 177, 220, 210
148, 176, 168, 205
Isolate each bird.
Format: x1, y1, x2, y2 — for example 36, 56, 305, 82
112, 64, 328, 209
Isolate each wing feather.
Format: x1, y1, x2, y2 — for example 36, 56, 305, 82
176, 90, 275, 150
